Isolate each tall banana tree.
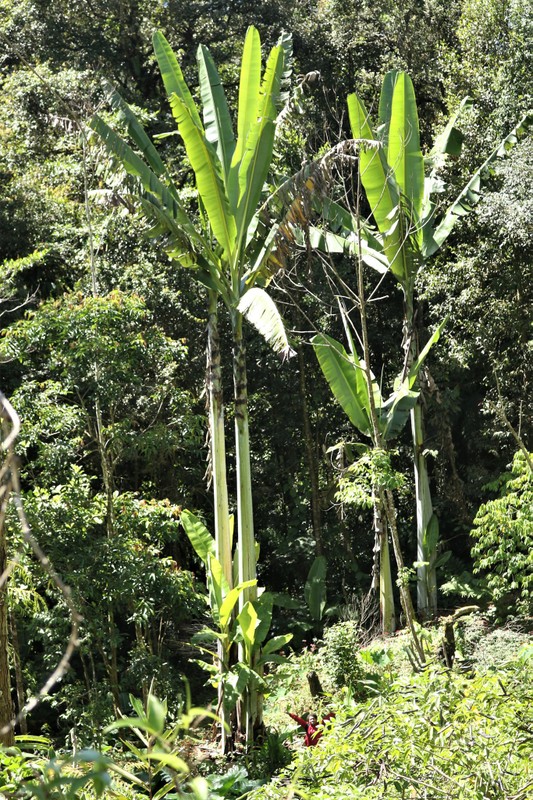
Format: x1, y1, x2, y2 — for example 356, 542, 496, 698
90, 26, 294, 744
345, 72, 532, 615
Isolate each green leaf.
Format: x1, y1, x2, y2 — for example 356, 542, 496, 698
146, 695, 167, 735
262, 633, 293, 656
169, 93, 237, 258
347, 92, 406, 282
378, 385, 419, 441
423, 513, 440, 557
387, 72, 425, 224
89, 115, 199, 245
407, 318, 447, 389
237, 600, 258, 650
377, 69, 399, 145
430, 113, 533, 255
312, 333, 371, 436
197, 44, 235, 180
238, 287, 295, 359
207, 554, 228, 615
180, 510, 215, 564
304, 555, 327, 621
146, 752, 189, 774
229, 25, 262, 205
152, 31, 203, 131
252, 592, 274, 645
235, 45, 285, 252
105, 84, 167, 177
305, 224, 389, 274
154, 782, 180, 800
218, 580, 257, 630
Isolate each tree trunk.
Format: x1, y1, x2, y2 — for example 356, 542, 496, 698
207, 292, 232, 588
0, 507, 14, 746
404, 299, 439, 618
411, 403, 438, 616
231, 312, 256, 606
8, 612, 27, 734
231, 311, 261, 745
297, 341, 323, 554
207, 293, 234, 752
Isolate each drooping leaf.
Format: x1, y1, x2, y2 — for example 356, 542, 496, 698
312, 332, 371, 436
238, 287, 295, 359
378, 385, 420, 441
89, 115, 200, 244
305, 225, 389, 274
430, 113, 533, 255
105, 84, 167, 177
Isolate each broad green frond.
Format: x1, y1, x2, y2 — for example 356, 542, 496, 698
387, 72, 425, 224
105, 84, 167, 177
169, 94, 237, 257
153, 31, 203, 131
228, 25, 262, 206
237, 287, 295, 360
312, 332, 372, 436
197, 44, 235, 181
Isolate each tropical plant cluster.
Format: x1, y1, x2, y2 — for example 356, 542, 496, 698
0, 0, 532, 796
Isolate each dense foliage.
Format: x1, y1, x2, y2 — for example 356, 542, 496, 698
0, 0, 531, 794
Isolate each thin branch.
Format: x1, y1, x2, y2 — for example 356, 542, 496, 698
0, 392, 83, 738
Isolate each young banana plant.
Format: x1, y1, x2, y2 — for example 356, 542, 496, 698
320, 72, 531, 615
181, 510, 292, 741
312, 307, 445, 633
91, 25, 295, 745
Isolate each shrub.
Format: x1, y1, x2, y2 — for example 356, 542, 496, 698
249, 654, 533, 800
320, 621, 379, 696
471, 451, 533, 620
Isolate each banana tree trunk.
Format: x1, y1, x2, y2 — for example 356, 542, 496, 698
411, 403, 437, 616
207, 292, 232, 588
231, 311, 260, 745
207, 292, 233, 751
231, 312, 257, 605
404, 298, 438, 618
377, 510, 396, 634
371, 492, 395, 634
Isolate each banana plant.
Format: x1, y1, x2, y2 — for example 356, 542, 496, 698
181, 510, 292, 742
90, 26, 294, 743
331, 72, 531, 615
312, 308, 445, 632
